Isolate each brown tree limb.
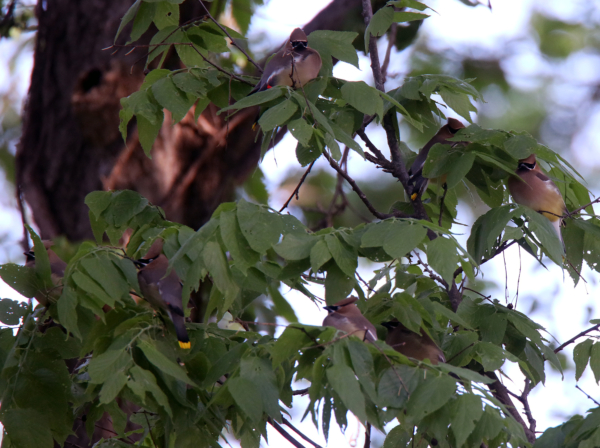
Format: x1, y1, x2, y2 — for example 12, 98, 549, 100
554, 324, 600, 354
364, 422, 371, 448
485, 372, 536, 444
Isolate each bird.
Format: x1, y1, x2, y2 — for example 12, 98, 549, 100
24, 240, 68, 306
136, 240, 191, 349
250, 28, 322, 94
382, 321, 445, 365
507, 154, 566, 243
407, 117, 466, 201
322, 296, 377, 342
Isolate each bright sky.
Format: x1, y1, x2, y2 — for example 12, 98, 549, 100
0, 0, 599, 446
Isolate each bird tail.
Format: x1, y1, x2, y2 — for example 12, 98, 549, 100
169, 311, 191, 349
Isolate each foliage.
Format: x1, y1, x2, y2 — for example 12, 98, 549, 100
1, 0, 600, 447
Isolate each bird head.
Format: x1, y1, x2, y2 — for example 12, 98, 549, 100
447, 117, 465, 134
290, 28, 308, 50
517, 154, 537, 171
323, 296, 359, 314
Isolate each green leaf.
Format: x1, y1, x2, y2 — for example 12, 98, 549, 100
57, 286, 81, 339
228, 376, 264, 422
220, 86, 284, 112
274, 233, 317, 261
325, 234, 357, 278
0, 264, 42, 299
326, 364, 368, 422
152, 77, 195, 123
153, 1, 179, 30
220, 210, 259, 275
115, 0, 142, 43
361, 220, 394, 247
172, 72, 207, 96
341, 81, 384, 119
240, 356, 281, 419
439, 86, 476, 123
383, 222, 427, 258
129, 1, 155, 43
427, 237, 459, 284
128, 365, 173, 417
451, 394, 483, 447
0, 298, 27, 325
2, 408, 53, 448
522, 207, 564, 265
137, 114, 163, 157
310, 239, 332, 272
88, 350, 131, 384
467, 204, 517, 263
394, 11, 430, 23
237, 200, 283, 253
307, 30, 359, 75
138, 339, 195, 385
364, 6, 393, 52
431, 302, 473, 330
203, 241, 239, 311
296, 139, 322, 166
406, 375, 456, 421
99, 371, 128, 404
258, 99, 298, 132
269, 284, 298, 323
288, 118, 314, 146
590, 342, 600, 383
325, 262, 354, 305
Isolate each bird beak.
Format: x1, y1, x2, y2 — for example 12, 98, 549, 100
323, 305, 338, 312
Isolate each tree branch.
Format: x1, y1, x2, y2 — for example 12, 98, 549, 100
485, 372, 536, 444
454, 240, 517, 279
197, 0, 263, 73
279, 160, 316, 213
554, 324, 600, 354
282, 417, 323, 448
268, 418, 305, 448
322, 152, 408, 219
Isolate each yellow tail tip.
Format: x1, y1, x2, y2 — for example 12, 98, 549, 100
410, 193, 418, 201
252, 122, 258, 131
179, 341, 191, 349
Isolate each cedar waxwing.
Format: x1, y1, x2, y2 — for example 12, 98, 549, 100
382, 321, 445, 365
507, 154, 566, 243
24, 240, 68, 306
250, 28, 322, 94
136, 240, 190, 349
322, 297, 377, 342
407, 118, 466, 201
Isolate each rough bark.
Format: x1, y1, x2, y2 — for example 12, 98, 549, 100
17, 0, 366, 241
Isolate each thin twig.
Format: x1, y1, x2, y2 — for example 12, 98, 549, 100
381, 23, 398, 83
282, 417, 323, 448
197, 0, 263, 73
564, 196, 600, 218
292, 388, 309, 396
413, 250, 447, 287
576, 385, 600, 406
279, 161, 316, 212
454, 240, 517, 279
268, 418, 305, 448
554, 324, 600, 354
16, 183, 30, 252
364, 422, 371, 448
322, 151, 406, 219
143, 411, 158, 448
438, 184, 448, 227
108, 43, 253, 85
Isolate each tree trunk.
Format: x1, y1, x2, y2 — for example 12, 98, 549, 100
17, 0, 370, 241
